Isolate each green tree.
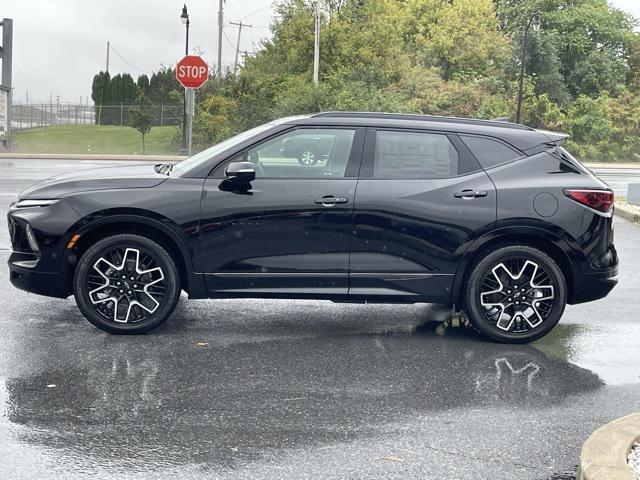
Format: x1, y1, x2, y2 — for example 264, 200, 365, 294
91, 71, 111, 125
148, 67, 181, 104
496, 0, 636, 99
129, 95, 154, 155
137, 74, 150, 96
191, 95, 239, 151
109, 0, 639, 161
408, 0, 510, 79
625, 34, 640, 92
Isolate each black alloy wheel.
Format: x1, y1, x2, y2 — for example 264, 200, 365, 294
73, 234, 181, 334
464, 245, 567, 343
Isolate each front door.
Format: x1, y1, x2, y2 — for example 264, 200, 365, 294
350, 128, 497, 302
199, 127, 364, 295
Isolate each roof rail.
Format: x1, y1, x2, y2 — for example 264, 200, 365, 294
313, 111, 534, 131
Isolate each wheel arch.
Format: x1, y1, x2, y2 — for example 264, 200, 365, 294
60, 211, 206, 299
451, 226, 576, 305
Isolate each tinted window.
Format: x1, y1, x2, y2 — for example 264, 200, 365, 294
460, 135, 521, 169
374, 131, 459, 179
242, 128, 356, 178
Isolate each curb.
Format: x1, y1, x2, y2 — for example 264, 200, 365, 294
615, 203, 640, 224
0, 153, 186, 161
578, 413, 640, 480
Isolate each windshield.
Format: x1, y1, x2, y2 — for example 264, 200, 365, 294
172, 115, 310, 175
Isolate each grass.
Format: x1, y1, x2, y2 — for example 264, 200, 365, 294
13, 125, 179, 155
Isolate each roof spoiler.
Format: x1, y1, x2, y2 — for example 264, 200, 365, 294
520, 129, 570, 155
538, 129, 570, 145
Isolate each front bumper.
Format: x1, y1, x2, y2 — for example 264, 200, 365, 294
570, 267, 618, 304
8, 252, 69, 298
7, 198, 82, 299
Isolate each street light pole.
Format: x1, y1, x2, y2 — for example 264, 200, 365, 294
515, 13, 541, 124
180, 4, 190, 155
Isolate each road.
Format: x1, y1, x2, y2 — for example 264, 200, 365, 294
1, 159, 640, 479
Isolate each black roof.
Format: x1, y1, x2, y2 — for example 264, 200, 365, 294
284, 112, 567, 152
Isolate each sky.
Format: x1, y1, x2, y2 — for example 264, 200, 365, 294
1, 0, 638, 105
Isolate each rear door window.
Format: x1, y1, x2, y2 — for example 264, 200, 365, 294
460, 135, 522, 169
373, 130, 460, 179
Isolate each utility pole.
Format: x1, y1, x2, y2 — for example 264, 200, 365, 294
230, 21, 251, 76
106, 41, 110, 73
0, 18, 13, 151
516, 14, 541, 124
313, 1, 320, 86
217, 0, 224, 79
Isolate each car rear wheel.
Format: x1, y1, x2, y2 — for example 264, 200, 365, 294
73, 234, 181, 334
463, 245, 567, 343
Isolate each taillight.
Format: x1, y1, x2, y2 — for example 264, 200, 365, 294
564, 189, 614, 213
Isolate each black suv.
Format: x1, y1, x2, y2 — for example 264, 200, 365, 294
7, 112, 618, 342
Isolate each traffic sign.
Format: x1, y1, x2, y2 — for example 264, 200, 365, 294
176, 55, 209, 89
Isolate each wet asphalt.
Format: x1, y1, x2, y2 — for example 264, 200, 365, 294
0, 159, 639, 479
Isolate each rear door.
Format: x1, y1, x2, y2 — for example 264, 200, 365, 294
349, 128, 497, 302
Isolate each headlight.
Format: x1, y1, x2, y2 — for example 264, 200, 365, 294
15, 199, 59, 208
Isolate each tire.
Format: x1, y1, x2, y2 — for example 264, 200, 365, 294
73, 234, 181, 334
463, 245, 567, 344
298, 150, 318, 165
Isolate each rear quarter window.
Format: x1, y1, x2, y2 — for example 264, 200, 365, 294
460, 135, 522, 169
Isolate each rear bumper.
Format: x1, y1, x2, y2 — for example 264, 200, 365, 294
569, 267, 618, 305
8, 253, 68, 298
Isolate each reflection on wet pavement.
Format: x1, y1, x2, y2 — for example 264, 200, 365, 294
0, 290, 630, 479
2, 322, 604, 469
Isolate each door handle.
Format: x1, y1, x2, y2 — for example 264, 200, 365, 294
315, 196, 348, 205
454, 189, 488, 199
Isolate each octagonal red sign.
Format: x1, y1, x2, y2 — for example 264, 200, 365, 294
176, 55, 209, 88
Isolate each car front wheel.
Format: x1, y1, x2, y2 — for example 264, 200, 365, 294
73, 234, 181, 334
464, 245, 567, 343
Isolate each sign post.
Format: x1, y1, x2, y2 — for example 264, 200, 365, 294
185, 88, 195, 156
0, 86, 8, 141
176, 55, 209, 156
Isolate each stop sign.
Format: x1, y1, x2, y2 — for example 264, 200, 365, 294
176, 55, 209, 88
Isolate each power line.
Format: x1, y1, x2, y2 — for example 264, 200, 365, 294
222, 30, 236, 50
109, 43, 148, 74
241, 5, 271, 20
228, 22, 269, 29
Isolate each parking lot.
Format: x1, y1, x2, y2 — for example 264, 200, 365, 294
1, 159, 639, 479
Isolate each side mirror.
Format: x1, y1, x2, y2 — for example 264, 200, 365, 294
225, 161, 256, 183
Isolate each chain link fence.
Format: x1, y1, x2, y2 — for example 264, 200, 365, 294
10, 103, 184, 129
